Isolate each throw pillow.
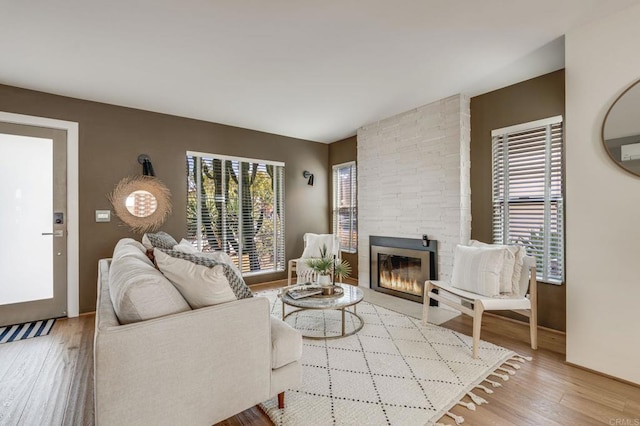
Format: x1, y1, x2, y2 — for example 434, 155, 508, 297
172, 238, 198, 254
112, 238, 152, 265
469, 240, 526, 295
142, 231, 178, 250
451, 244, 506, 297
469, 240, 517, 295
154, 248, 253, 309
171, 241, 244, 277
109, 243, 191, 324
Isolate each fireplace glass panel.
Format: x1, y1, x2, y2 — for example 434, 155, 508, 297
377, 254, 423, 296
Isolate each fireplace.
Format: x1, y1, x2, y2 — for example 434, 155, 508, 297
370, 236, 437, 303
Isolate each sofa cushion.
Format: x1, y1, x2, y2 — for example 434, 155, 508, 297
109, 245, 191, 324
451, 244, 506, 298
142, 231, 179, 250
154, 249, 253, 309
270, 316, 303, 369
112, 238, 152, 264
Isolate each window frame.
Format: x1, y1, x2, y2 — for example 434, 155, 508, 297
332, 161, 357, 254
186, 151, 285, 276
491, 116, 565, 284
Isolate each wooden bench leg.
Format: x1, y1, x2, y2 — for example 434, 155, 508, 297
472, 304, 484, 359
278, 392, 285, 409
422, 282, 434, 326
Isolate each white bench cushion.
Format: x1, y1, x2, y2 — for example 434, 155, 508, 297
431, 281, 531, 311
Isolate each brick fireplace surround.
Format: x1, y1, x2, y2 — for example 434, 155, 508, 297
357, 94, 471, 294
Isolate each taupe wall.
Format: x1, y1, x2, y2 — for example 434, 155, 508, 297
470, 70, 566, 331
328, 136, 358, 277
0, 84, 329, 313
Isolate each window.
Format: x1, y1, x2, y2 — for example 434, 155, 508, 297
332, 161, 357, 253
186, 151, 285, 275
492, 116, 564, 283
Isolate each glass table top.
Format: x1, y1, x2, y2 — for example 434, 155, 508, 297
280, 283, 364, 309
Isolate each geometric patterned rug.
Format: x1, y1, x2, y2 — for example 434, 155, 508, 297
0, 318, 56, 344
258, 290, 527, 425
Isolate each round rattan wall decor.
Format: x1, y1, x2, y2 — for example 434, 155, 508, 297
108, 175, 172, 233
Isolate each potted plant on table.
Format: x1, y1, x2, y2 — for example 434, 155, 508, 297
306, 245, 351, 290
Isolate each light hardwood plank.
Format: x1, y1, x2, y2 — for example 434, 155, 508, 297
16, 318, 83, 425
62, 316, 95, 426
0, 334, 28, 381
2, 301, 639, 426
0, 332, 57, 425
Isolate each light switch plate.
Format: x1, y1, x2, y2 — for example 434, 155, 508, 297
95, 210, 111, 222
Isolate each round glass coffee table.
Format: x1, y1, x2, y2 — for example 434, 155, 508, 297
279, 284, 364, 339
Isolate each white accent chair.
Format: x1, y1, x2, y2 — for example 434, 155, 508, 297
287, 233, 341, 285
423, 255, 538, 359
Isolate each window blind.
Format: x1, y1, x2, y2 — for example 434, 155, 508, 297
492, 116, 564, 283
332, 161, 357, 253
186, 152, 285, 275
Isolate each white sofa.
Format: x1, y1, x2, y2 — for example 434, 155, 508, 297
94, 240, 302, 425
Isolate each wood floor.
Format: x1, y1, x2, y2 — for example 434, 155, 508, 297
1, 310, 638, 425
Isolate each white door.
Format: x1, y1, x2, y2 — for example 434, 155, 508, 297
0, 122, 67, 327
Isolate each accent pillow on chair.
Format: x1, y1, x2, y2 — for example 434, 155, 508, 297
154, 248, 253, 309
469, 240, 526, 295
450, 244, 507, 297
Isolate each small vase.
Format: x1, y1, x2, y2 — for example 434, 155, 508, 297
317, 274, 331, 285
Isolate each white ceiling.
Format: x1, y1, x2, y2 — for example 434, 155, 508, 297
1, 1, 639, 143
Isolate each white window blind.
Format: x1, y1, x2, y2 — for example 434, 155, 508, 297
186, 152, 285, 275
492, 116, 564, 283
332, 161, 357, 253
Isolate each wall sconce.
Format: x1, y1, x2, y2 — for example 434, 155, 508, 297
302, 170, 314, 186
138, 154, 155, 176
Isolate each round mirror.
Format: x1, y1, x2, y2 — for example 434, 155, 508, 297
109, 176, 172, 233
125, 190, 158, 217
602, 78, 640, 177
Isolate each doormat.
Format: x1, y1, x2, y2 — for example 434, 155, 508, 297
0, 318, 56, 344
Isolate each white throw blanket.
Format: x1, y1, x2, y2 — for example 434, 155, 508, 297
294, 233, 340, 284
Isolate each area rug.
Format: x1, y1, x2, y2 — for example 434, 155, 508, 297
0, 318, 56, 344
258, 290, 528, 425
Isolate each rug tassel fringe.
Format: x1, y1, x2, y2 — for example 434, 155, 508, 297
475, 384, 494, 394
467, 391, 488, 405
504, 361, 521, 370
484, 378, 503, 387
514, 353, 533, 362
489, 372, 509, 381
457, 401, 476, 411
496, 366, 516, 375
445, 411, 465, 424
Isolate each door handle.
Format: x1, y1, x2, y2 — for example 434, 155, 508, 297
42, 230, 64, 237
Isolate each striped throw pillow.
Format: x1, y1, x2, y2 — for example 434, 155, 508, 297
154, 248, 253, 309
451, 245, 506, 297
142, 231, 178, 250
